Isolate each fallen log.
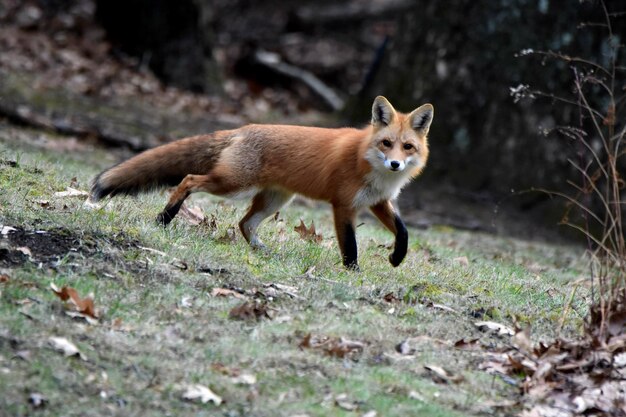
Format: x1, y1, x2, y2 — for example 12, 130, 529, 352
251, 49, 345, 111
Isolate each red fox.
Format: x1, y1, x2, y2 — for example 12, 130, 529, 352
91, 96, 433, 269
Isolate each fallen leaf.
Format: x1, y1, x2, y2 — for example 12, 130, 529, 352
1, 226, 17, 235
211, 362, 241, 376
424, 364, 464, 383
453, 256, 469, 266
614, 352, 626, 368
478, 358, 510, 375
178, 203, 205, 226
261, 283, 303, 300
475, 320, 515, 336
182, 384, 222, 405
408, 390, 426, 401
229, 301, 270, 321
231, 373, 256, 385
65, 311, 99, 325
50, 283, 98, 319
16, 246, 32, 257
294, 219, 322, 243
0, 274, 9, 283
335, 393, 358, 411
477, 399, 519, 411
180, 296, 194, 308
430, 303, 458, 314
28, 392, 47, 408
383, 292, 400, 303
48, 337, 86, 360
15, 349, 32, 361
512, 326, 533, 353
53, 187, 89, 197
299, 333, 365, 358
211, 287, 246, 299
453, 338, 480, 349
83, 199, 101, 209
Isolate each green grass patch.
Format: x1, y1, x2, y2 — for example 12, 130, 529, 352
0, 133, 586, 416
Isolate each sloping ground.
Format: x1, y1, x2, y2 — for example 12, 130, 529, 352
0, 127, 589, 416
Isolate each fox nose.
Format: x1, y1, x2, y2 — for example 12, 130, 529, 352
390, 160, 400, 170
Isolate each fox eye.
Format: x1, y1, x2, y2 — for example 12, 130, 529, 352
403, 143, 414, 150
382, 139, 392, 147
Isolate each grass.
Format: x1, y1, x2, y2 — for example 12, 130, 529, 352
0, 129, 586, 416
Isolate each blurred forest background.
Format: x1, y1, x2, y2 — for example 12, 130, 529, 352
0, 0, 624, 238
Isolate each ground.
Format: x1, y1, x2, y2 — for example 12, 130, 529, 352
0, 123, 587, 417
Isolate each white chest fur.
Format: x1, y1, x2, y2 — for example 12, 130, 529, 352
352, 171, 412, 208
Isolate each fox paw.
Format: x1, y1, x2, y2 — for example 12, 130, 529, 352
156, 212, 172, 227
343, 261, 360, 272
250, 238, 270, 253
389, 252, 404, 267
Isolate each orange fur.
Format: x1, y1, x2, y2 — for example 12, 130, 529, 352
91, 96, 434, 269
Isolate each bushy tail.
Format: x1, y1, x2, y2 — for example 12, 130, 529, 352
91, 134, 229, 201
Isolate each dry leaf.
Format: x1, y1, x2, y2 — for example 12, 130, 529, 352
475, 320, 515, 336
0, 274, 10, 283
50, 283, 98, 319
229, 301, 270, 321
178, 203, 205, 226
454, 339, 481, 353
299, 333, 365, 358
294, 219, 322, 243
408, 390, 426, 401
54, 187, 89, 197
48, 337, 86, 360
424, 364, 464, 383
1, 226, 17, 235
231, 373, 256, 385
430, 303, 458, 314
335, 393, 358, 411
211, 362, 241, 377
453, 256, 469, 266
512, 326, 533, 353
16, 246, 32, 257
182, 384, 222, 405
83, 198, 101, 210
15, 349, 32, 361
65, 311, 99, 324
477, 322, 626, 417
28, 392, 47, 408
211, 288, 246, 299
180, 296, 194, 308
261, 283, 303, 300
383, 292, 400, 303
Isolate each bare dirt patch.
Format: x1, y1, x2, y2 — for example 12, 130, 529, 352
2, 227, 94, 265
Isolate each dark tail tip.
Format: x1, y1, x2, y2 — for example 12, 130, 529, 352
90, 172, 114, 201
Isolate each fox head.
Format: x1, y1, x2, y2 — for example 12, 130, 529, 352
368, 96, 433, 177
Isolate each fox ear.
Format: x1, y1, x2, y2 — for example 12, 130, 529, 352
371, 96, 396, 127
409, 104, 434, 135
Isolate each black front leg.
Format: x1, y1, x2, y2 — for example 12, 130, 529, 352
389, 214, 408, 267
156, 199, 186, 226
342, 223, 359, 270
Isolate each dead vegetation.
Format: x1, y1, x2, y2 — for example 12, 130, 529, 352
512, 2, 626, 415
